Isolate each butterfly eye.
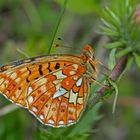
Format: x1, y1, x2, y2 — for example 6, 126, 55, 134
83, 44, 94, 59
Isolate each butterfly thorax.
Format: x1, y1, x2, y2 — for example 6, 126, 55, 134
81, 45, 98, 83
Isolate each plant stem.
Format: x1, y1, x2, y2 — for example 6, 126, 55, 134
109, 55, 128, 81
90, 55, 128, 106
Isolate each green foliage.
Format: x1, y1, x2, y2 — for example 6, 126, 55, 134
133, 52, 140, 69
54, 0, 101, 14
100, 0, 140, 68
0, 104, 33, 140
107, 78, 118, 114
108, 48, 116, 70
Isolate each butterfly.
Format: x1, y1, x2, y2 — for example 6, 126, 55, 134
0, 44, 98, 127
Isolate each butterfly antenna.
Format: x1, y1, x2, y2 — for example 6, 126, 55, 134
95, 59, 110, 78
98, 69, 109, 79
16, 48, 30, 58
97, 59, 110, 72
91, 78, 107, 88
54, 37, 84, 54
53, 37, 73, 49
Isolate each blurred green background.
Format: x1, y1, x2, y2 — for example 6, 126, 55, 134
0, 0, 140, 140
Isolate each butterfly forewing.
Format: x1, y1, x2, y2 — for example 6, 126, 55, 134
0, 66, 31, 106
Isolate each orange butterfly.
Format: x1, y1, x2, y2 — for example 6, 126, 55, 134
0, 45, 98, 127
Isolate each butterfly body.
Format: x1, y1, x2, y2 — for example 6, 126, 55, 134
0, 45, 98, 127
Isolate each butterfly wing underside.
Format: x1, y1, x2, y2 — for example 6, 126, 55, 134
0, 55, 90, 127
27, 72, 89, 127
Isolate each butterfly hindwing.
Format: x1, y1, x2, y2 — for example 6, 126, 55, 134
26, 62, 89, 127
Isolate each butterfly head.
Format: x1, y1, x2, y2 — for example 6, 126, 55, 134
83, 44, 94, 59
83, 44, 98, 80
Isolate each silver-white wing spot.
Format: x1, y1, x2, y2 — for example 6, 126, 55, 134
69, 71, 76, 75
27, 96, 34, 104
72, 64, 78, 70
53, 87, 67, 99
58, 120, 64, 125
27, 86, 33, 95
68, 120, 74, 124
32, 106, 38, 112
53, 70, 67, 79
48, 119, 54, 124
76, 78, 82, 87
40, 114, 44, 120
69, 90, 78, 105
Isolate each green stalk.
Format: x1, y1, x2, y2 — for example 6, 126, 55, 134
47, 0, 68, 54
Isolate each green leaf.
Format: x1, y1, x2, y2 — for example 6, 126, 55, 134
99, 0, 140, 56
101, 18, 117, 30
108, 78, 118, 114
104, 41, 125, 49
108, 48, 116, 70
99, 26, 119, 37
133, 53, 140, 69
99, 31, 119, 37
127, 56, 134, 70
104, 7, 121, 26
116, 47, 132, 57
